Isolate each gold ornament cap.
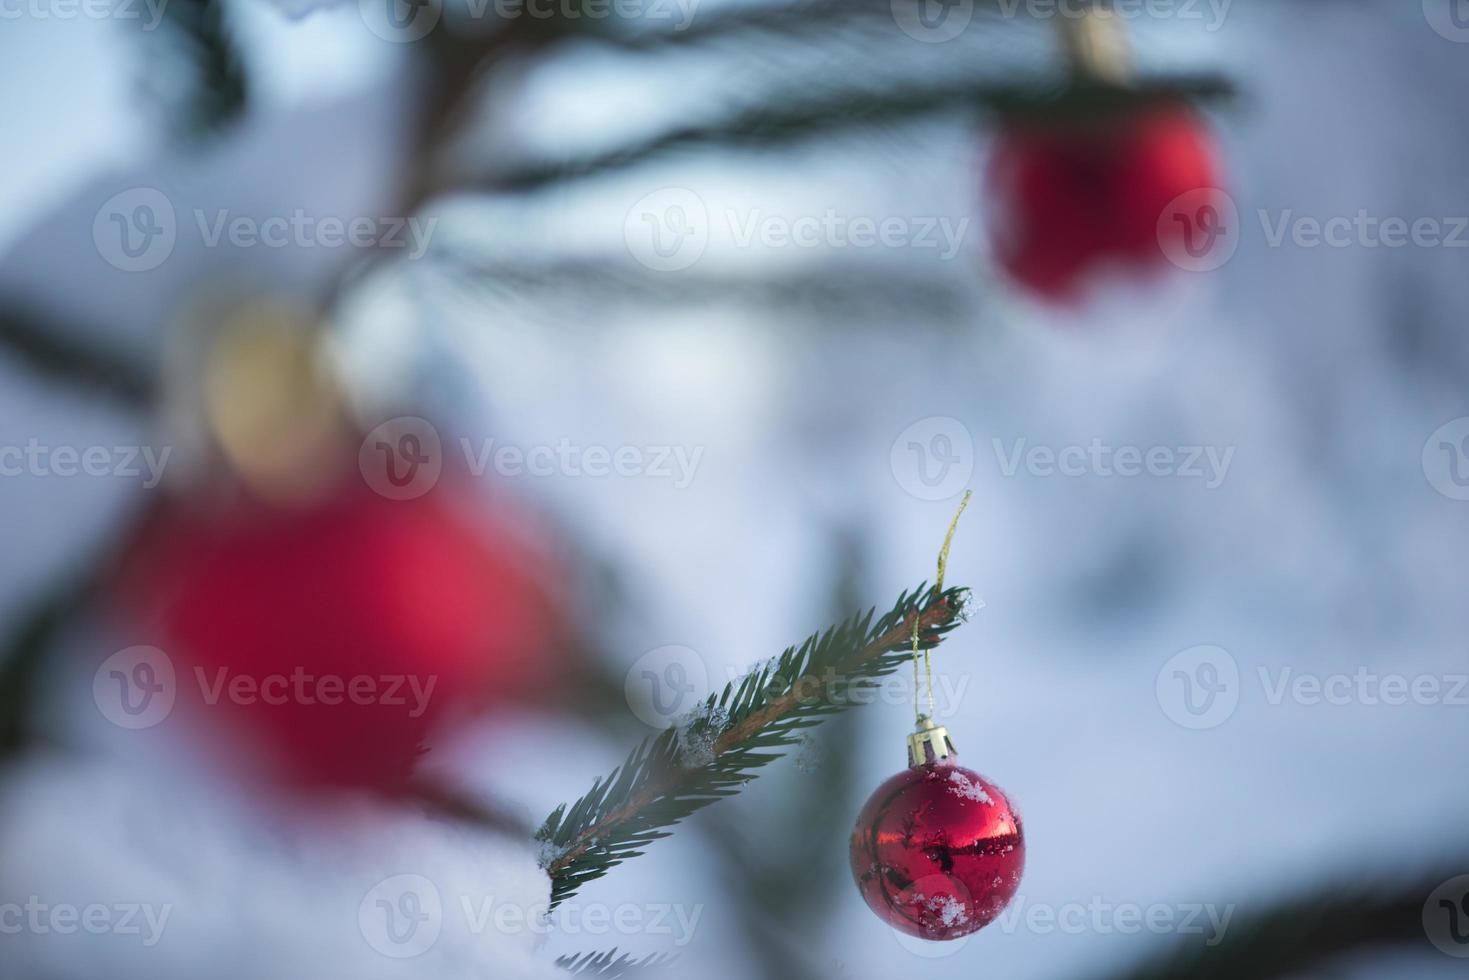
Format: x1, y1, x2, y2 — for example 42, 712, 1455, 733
906, 715, 956, 768
1058, 6, 1134, 85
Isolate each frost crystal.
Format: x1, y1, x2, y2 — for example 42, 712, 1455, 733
926, 895, 970, 927
947, 770, 993, 804
794, 732, 825, 774
675, 704, 731, 769
535, 838, 571, 871
955, 592, 986, 623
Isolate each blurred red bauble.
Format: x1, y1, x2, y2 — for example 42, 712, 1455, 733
849, 756, 1024, 940
984, 104, 1222, 301
116, 480, 562, 794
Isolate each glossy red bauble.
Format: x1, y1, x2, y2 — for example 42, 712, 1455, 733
984, 104, 1222, 301
116, 480, 561, 794
850, 758, 1024, 940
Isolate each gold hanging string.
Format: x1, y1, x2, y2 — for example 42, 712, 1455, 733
913, 490, 972, 722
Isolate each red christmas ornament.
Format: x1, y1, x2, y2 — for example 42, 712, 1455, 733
115, 478, 561, 795
850, 719, 1025, 940
984, 103, 1222, 301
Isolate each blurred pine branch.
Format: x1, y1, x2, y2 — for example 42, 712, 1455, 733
487, 75, 1232, 192
1095, 863, 1464, 980
0, 303, 154, 408
147, 0, 248, 142
440, 257, 977, 323
0, 564, 110, 758
537, 583, 968, 908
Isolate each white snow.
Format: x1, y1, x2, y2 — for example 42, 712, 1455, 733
947, 770, 994, 805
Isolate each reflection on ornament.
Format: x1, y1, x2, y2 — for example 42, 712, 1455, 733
850, 723, 1025, 941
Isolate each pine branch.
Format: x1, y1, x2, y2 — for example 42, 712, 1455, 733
699, 527, 870, 980
1094, 860, 1465, 980
555, 949, 677, 976
536, 582, 968, 908
488, 75, 1233, 193
0, 303, 155, 409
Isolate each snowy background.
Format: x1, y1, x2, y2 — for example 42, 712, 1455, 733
3, 2, 1469, 978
